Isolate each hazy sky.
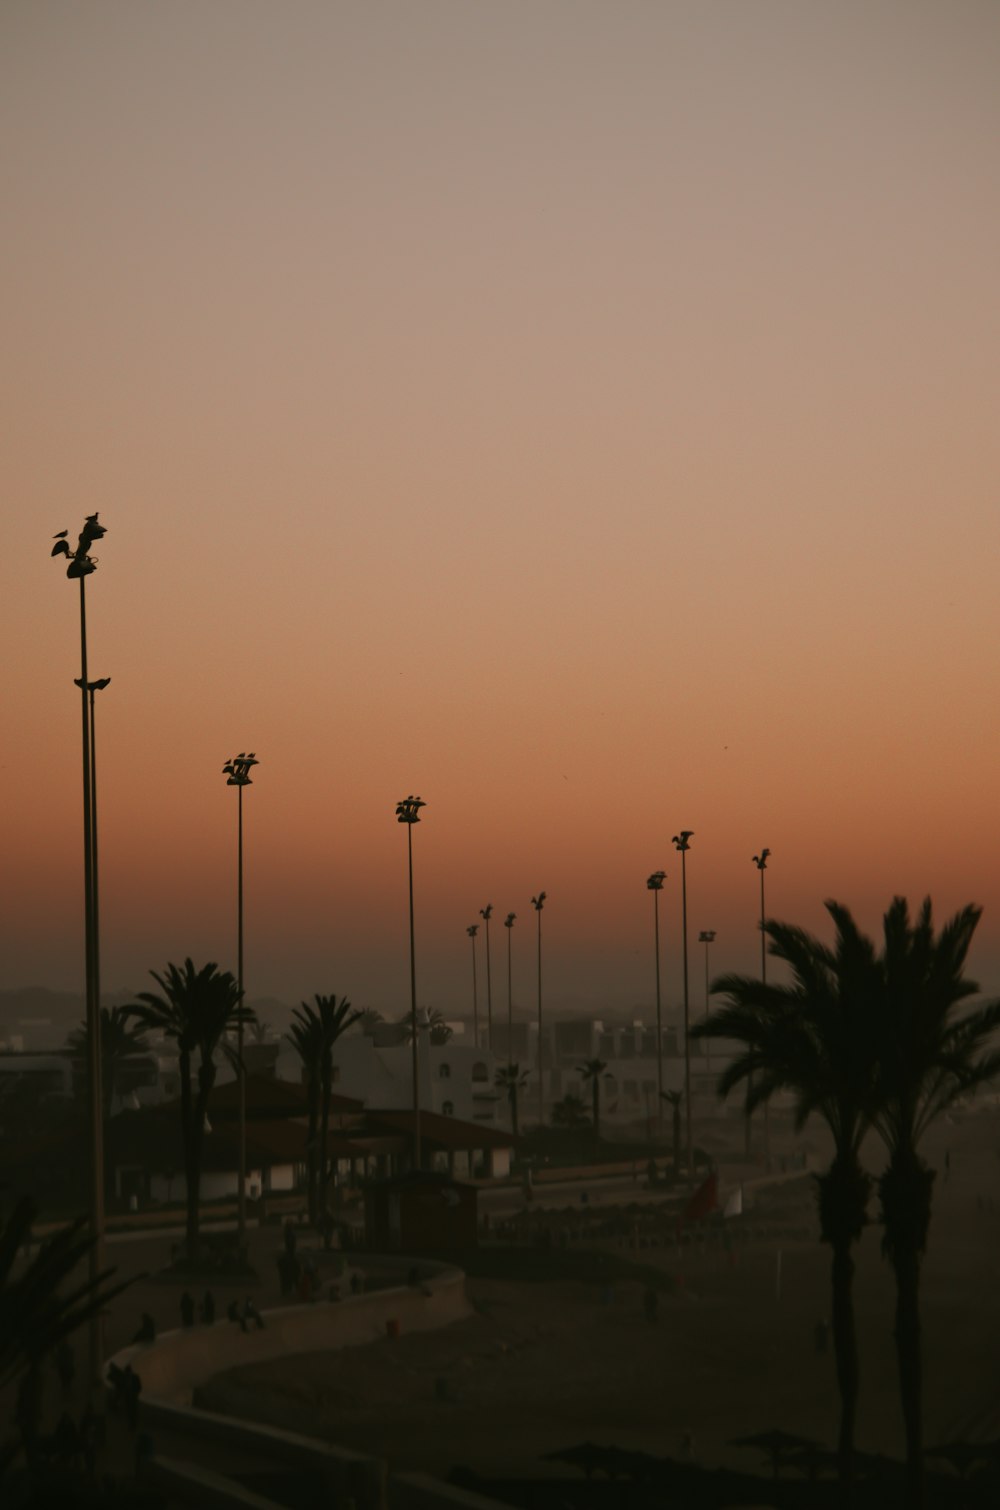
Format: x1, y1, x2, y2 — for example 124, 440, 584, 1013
4, 2, 999, 1015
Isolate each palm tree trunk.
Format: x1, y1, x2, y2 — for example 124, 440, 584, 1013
188, 1056, 215, 1261
179, 1051, 198, 1259
318, 1067, 331, 1222
592, 1079, 600, 1140
880, 1152, 934, 1510
511, 1088, 519, 1139
893, 1242, 924, 1510
816, 1153, 871, 1510
305, 1087, 319, 1224
831, 1236, 859, 1508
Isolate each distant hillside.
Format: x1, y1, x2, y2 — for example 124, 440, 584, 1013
0, 986, 293, 1050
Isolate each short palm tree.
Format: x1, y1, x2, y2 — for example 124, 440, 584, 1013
495, 1062, 529, 1137
551, 1092, 590, 1130
869, 897, 1000, 1509
287, 994, 361, 1224
67, 1004, 150, 1118
358, 1008, 384, 1036
0, 1195, 131, 1393
126, 959, 252, 1259
577, 1058, 608, 1140
286, 1011, 324, 1222
1, 1195, 133, 1471
393, 1006, 451, 1043
692, 904, 882, 1504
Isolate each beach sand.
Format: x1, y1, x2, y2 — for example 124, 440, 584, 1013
203, 1107, 1000, 1481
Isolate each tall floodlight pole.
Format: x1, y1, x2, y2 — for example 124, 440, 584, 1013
479, 905, 494, 1052
397, 796, 426, 1168
671, 832, 694, 1179
753, 849, 771, 1168
504, 913, 516, 1061
646, 871, 667, 1124
531, 893, 546, 1127
51, 513, 108, 1386
467, 925, 480, 1047
75, 676, 112, 1064
698, 930, 716, 1064
223, 753, 259, 1241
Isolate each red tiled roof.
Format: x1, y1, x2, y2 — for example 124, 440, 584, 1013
363, 1108, 515, 1150
197, 1075, 364, 1117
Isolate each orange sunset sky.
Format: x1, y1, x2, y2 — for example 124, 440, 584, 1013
4, 2, 999, 1017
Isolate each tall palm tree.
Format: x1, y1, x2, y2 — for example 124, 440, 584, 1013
126, 958, 252, 1259
577, 1058, 608, 1140
494, 1062, 528, 1137
869, 897, 1000, 1509
67, 1004, 150, 1118
692, 905, 882, 1505
288, 994, 362, 1224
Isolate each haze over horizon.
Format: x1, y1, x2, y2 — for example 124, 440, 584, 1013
5, 3, 999, 1014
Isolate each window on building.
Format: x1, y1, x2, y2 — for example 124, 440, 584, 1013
472, 1061, 488, 1082
439, 1063, 451, 1079
442, 1101, 454, 1116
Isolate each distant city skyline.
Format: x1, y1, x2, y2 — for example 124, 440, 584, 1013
5, 4, 999, 1008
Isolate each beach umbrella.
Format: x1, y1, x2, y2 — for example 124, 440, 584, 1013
729, 1429, 819, 1479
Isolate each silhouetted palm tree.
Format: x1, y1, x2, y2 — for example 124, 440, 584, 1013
494, 1063, 529, 1137
551, 1092, 590, 1130
393, 1006, 451, 1043
577, 1058, 608, 1140
288, 994, 361, 1223
693, 904, 882, 1505
358, 1008, 384, 1036
869, 898, 1000, 1510
67, 1004, 150, 1118
0, 1194, 132, 1474
0, 1195, 131, 1394
126, 959, 252, 1259
286, 1010, 324, 1222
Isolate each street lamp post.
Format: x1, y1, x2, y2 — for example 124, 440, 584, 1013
467, 925, 479, 1047
504, 912, 516, 1062
698, 930, 716, 1064
75, 675, 111, 1074
671, 832, 694, 1180
397, 796, 426, 1168
51, 513, 108, 1387
646, 871, 667, 1124
531, 893, 546, 1127
223, 753, 258, 1242
479, 905, 494, 1052
753, 849, 771, 1167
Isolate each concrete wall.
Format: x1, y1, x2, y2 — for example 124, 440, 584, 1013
113, 1258, 511, 1510
110, 1258, 471, 1408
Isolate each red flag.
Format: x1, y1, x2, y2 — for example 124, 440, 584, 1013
681, 1172, 718, 1225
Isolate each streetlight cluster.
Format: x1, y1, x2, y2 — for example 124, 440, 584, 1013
52, 516, 778, 1248
51, 515, 272, 1373
392, 799, 775, 1169
642, 842, 774, 1175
